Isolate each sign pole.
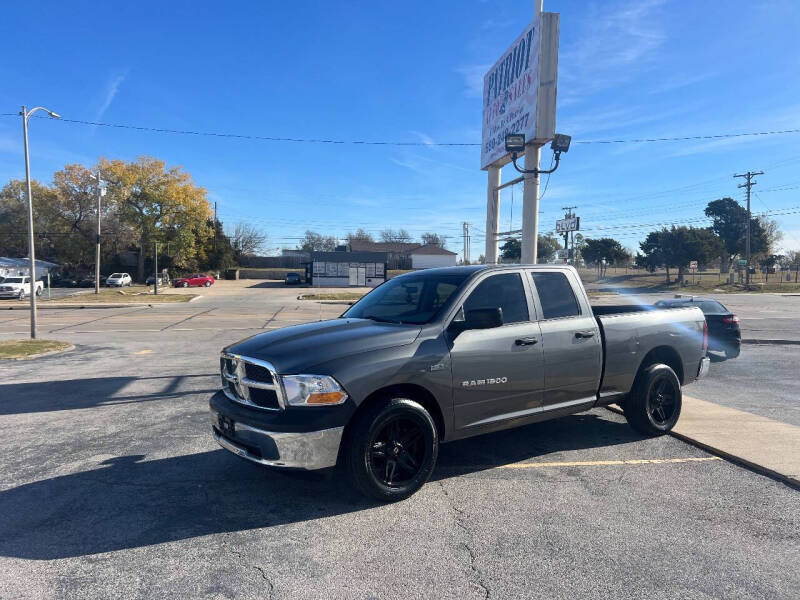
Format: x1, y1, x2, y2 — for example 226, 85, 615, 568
485, 166, 501, 264
520, 0, 543, 265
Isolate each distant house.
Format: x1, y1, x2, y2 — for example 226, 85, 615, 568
408, 244, 457, 269
0, 257, 59, 280
347, 240, 457, 269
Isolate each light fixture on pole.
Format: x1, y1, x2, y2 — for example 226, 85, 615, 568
20, 105, 60, 339
505, 133, 571, 175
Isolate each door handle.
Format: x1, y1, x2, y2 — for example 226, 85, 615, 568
574, 331, 595, 339
515, 337, 539, 346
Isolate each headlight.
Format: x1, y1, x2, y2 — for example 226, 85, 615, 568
281, 374, 348, 406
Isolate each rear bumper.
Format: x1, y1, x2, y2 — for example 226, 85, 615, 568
696, 356, 710, 380
211, 409, 344, 470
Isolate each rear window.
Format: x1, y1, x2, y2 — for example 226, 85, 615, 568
697, 301, 728, 315
531, 272, 581, 319
5, 277, 23, 283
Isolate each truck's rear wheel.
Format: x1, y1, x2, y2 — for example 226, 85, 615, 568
345, 397, 438, 502
623, 363, 682, 435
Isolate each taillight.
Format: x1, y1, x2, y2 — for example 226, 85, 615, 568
722, 315, 739, 324
702, 320, 709, 354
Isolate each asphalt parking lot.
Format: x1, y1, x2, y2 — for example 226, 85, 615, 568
1, 281, 798, 599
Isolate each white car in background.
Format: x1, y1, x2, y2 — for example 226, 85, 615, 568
0, 275, 44, 299
106, 273, 133, 287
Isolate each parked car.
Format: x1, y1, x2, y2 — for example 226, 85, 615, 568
174, 273, 214, 288
0, 276, 43, 299
210, 265, 710, 501
284, 272, 302, 285
106, 273, 132, 287
78, 277, 96, 288
146, 274, 170, 286
655, 297, 741, 358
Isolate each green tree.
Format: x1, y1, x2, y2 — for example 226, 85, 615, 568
100, 157, 212, 281
638, 226, 724, 283
705, 198, 769, 273
582, 238, 631, 275
498, 234, 561, 262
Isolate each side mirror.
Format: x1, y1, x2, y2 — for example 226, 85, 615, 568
464, 307, 503, 330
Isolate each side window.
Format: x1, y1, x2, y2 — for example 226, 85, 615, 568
463, 273, 528, 324
531, 272, 581, 319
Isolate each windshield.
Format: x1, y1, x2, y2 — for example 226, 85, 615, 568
110, 273, 124, 278
5, 277, 23, 283
343, 272, 470, 324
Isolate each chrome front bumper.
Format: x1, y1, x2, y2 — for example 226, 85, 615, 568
697, 356, 711, 380
211, 410, 344, 470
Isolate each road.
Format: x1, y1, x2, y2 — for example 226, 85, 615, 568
0, 281, 798, 599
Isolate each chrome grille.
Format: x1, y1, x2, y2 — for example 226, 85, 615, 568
220, 353, 283, 411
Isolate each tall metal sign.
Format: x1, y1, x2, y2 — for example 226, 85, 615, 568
482, 2, 559, 265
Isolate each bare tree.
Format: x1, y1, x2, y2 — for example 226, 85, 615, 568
229, 222, 267, 257
298, 230, 337, 252
346, 228, 374, 243
420, 232, 447, 248
380, 228, 413, 243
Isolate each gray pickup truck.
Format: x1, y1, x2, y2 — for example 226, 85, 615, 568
210, 265, 710, 501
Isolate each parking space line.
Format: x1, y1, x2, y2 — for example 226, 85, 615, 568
160, 308, 217, 331
262, 306, 284, 328
498, 457, 721, 469
48, 306, 152, 333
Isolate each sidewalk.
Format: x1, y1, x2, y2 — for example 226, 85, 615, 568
671, 396, 800, 486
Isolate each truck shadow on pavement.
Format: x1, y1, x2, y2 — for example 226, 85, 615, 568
0, 413, 644, 560
0, 375, 219, 415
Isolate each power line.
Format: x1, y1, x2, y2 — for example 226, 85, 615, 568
2, 112, 800, 146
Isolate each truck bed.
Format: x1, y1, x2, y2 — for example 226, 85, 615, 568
591, 305, 706, 400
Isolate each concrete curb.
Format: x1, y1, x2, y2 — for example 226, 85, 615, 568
742, 338, 800, 345
605, 404, 800, 489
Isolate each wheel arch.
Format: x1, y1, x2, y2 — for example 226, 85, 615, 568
635, 345, 685, 386
346, 383, 446, 442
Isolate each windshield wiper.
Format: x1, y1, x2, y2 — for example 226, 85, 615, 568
360, 314, 403, 324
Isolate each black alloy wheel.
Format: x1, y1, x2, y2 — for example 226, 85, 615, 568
646, 377, 678, 427
623, 363, 682, 435
345, 397, 438, 502
368, 417, 426, 488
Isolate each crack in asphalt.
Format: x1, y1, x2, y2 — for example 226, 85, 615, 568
221, 535, 275, 599
439, 481, 490, 600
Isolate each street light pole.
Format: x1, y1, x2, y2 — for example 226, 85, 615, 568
20, 105, 60, 339
90, 171, 103, 294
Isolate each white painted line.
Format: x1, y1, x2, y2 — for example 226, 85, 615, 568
498, 457, 722, 469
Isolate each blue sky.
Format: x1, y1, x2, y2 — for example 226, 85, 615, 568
1, 0, 799, 259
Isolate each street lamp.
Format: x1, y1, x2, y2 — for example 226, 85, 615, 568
20, 105, 60, 339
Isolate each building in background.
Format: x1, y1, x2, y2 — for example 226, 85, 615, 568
0, 257, 59, 280
308, 251, 387, 287
408, 244, 458, 269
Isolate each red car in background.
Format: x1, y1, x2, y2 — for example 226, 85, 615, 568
174, 273, 215, 288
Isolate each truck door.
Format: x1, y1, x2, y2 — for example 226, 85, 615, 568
449, 271, 545, 431
529, 270, 602, 411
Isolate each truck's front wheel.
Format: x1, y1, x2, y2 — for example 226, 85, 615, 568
623, 363, 682, 436
345, 397, 438, 502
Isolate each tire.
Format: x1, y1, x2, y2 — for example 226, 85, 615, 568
35, 287, 42, 297
344, 397, 438, 502
623, 363, 682, 436
182, 282, 189, 288
204, 281, 211, 287
18, 290, 25, 300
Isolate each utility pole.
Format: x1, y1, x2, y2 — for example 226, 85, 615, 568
213, 201, 217, 252
734, 171, 763, 286
92, 171, 104, 294
153, 241, 159, 296
561, 206, 577, 262
462, 222, 471, 264
20, 104, 60, 339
